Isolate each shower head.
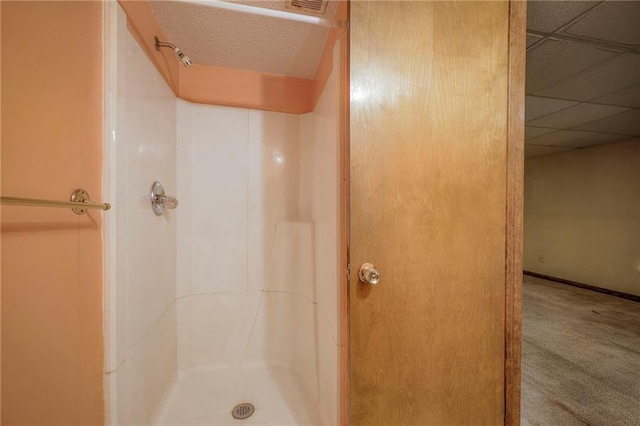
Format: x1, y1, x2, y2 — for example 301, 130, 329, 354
154, 37, 192, 68
174, 47, 192, 68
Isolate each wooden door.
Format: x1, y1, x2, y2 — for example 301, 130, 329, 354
348, 1, 525, 424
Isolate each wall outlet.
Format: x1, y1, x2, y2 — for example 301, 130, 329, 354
538, 255, 545, 262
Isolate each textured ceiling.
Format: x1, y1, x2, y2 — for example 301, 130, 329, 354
150, 0, 338, 78
525, 0, 640, 158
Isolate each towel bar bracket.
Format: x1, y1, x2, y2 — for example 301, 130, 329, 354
70, 188, 91, 215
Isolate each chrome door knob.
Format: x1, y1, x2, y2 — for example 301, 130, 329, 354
358, 263, 380, 285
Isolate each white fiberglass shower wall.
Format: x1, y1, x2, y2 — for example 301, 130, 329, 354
105, 3, 342, 425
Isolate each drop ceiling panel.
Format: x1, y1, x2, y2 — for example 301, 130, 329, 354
575, 109, 640, 136
534, 54, 640, 102
526, 129, 629, 148
555, 133, 630, 149
526, 40, 616, 93
525, 145, 572, 158
149, 0, 331, 78
593, 84, 640, 108
561, 1, 640, 46
527, 103, 630, 129
525, 0, 639, 153
527, 34, 543, 47
527, 1, 599, 33
525, 96, 579, 121
526, 129, 564, 146
525, 126, 556, 140
526, 129, 585, 146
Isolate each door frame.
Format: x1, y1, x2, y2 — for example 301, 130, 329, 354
338, 5, 351, 422
338, 1, 526, 425
504, 1, 527, 425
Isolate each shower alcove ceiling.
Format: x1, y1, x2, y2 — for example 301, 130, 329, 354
107, 1, 346, 425
149, 0, 340, 78
119, 0, 347, 112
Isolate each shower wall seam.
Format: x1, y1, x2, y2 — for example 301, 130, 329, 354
239, 292, 264, 364
175, 288, 317, 302
124, 299, 176, 352
105, 358, 126, 376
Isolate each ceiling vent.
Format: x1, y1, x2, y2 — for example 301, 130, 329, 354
285, 0, 328, 16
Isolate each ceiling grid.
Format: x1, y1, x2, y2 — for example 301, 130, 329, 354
525, 0, 640, 157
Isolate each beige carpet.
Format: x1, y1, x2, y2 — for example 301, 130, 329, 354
522, 275, 640, 426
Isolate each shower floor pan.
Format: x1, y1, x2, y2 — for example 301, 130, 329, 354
153, 365, 322, 425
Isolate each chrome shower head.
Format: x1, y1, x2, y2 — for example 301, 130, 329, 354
174, 47, 192, 68
154, 37, 192, 68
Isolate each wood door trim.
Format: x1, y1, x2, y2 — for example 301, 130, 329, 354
504, 1, 527, 425
339, 7, 351, 424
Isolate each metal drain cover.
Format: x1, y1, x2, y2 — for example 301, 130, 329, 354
231, 402, 255, 420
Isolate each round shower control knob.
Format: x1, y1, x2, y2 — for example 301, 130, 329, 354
358, 263, 381, 285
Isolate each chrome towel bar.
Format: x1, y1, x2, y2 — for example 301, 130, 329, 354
0, 188, 111, 215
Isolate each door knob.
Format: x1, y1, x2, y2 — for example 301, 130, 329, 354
358, 263, 380, 285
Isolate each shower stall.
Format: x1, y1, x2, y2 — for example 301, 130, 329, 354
103, 3, 344, 424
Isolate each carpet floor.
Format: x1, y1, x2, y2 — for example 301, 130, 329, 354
522, 275, 640, 426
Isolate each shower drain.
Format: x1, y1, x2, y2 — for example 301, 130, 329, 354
231, 402, 255, 420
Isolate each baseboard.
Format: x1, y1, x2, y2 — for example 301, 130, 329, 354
523, 271, 640, 303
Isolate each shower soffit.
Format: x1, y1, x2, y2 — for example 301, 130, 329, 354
149, 0, 339, 79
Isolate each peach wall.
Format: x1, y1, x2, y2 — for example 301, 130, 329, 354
178, 64, 313, 113
1, 2, 104, 424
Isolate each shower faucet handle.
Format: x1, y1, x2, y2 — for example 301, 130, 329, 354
156, 194, 178, 209
150, 181, 179, 216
